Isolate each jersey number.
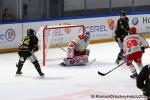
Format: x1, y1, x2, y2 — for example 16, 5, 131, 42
22, 37, 30, 45
126, 40, 138, 48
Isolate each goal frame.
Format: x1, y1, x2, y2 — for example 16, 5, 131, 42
41, 25, 85, 66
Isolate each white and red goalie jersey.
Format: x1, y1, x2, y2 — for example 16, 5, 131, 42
67, 34, 90, 57
62, 32, 91, 66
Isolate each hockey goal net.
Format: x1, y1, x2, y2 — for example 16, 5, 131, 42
37, 25, 85, 66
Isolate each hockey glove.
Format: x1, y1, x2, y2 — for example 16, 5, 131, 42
141, 46, 145, 53
33, 45, 39, 52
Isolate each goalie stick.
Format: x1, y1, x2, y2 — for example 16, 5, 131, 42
98, 62, 125, 76
58, 46, 67, 52
87, 58, 96, 65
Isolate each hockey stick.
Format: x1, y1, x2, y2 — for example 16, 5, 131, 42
98, 62, 125, 76
59, 46, 67, 52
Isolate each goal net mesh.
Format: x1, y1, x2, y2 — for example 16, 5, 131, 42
36, 25, 85, 66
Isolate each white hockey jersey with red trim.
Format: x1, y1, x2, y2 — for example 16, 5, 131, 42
123, 34, 149, 55
69, 34, 89, 52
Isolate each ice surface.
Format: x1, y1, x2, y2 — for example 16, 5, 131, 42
0, 40, 150, 100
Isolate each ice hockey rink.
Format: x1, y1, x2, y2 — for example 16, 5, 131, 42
0, 40, 150, 100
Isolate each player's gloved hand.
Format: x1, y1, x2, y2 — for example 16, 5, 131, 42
141, 46, 145, 53
33, 45, 39, 52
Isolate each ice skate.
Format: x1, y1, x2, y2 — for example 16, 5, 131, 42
16, 71, 22, 76
39, 73, 44, 78
115, 59, 120, 64
130, 73, 138, 78
59, 62, 66, 66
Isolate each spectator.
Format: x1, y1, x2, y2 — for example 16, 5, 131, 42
2, 8, 14, 22
23, 3, 28, 20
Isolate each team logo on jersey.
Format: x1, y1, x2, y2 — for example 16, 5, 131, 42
107, 19, 115, 30
5, 29, 15, 41
132, 17, 139, 25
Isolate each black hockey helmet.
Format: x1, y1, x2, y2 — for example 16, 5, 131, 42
27, 29, 35, 36
120, 11, 126, 16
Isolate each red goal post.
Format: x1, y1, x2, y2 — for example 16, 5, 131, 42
37, 25, 85, 66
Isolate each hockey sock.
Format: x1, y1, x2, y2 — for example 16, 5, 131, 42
116, 50, 123, 61
137, 63, 143, 72
129, 65, 137, 74
33, 60, 44, 76
16, 61, 23, 73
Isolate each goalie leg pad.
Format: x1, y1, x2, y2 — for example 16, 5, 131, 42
64, 55, 89, 66
73, 49, 90, 58
86, 49, 90, 56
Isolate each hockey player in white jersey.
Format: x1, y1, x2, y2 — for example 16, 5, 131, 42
60, 31, 91, 66
123, 27, 149, 78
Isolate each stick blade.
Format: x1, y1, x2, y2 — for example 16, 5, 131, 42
97, 71, 106, 76
87, 58, 96, 65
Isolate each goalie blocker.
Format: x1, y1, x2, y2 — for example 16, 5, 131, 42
60, 31, 91, 66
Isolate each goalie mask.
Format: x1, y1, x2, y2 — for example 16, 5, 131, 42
84, 31, 91, 41
27, 29, 36, 36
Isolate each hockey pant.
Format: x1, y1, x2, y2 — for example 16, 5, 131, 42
17, 51, 43, 75
124, 51, 143, 66
64, 55, 89, 66
124, 51, 143, 73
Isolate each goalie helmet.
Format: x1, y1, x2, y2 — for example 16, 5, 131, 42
27, 29, 36, 36
84, 31, 91, 41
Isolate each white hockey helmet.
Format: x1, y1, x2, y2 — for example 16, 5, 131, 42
84, 31, 91, 41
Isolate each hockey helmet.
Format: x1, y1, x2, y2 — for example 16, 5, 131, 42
129, 27, 137, 34
27, 29, 36, 36
84, 31, 91, 41
120, 11, 126, 16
